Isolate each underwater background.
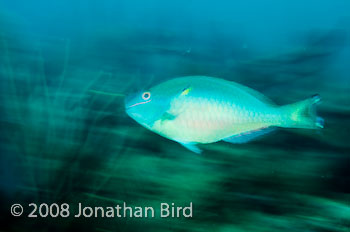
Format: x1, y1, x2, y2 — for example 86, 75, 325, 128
0, 0, 349, 231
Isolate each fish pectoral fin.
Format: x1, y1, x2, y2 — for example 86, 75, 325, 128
178, 142, 202, 154
160, 111, 177, 121
223, 127, 276, 144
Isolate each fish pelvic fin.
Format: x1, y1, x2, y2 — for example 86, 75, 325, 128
279, 94, 324, 129
178, 142, 202, 154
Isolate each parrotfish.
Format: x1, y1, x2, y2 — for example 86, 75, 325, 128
125, 76, 323, 153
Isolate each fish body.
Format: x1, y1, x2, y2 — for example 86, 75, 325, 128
125, 76, 323, 153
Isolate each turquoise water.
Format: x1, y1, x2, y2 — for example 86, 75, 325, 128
0, 1, 349, 231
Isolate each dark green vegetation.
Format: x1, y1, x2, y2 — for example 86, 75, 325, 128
0, 21, 349, 232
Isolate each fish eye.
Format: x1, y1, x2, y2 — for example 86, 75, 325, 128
142, 91, 151, 100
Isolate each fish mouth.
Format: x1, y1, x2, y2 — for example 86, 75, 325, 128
124, 94, 135, 110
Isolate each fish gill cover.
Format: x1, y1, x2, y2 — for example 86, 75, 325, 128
0, 1, 349, 232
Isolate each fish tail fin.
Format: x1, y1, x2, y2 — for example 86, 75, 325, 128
279, 94, 324, 129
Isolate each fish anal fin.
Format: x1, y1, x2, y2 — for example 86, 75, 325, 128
223, 127, 275, 144
179, 142, 202, 154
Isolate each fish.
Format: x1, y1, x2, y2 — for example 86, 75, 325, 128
125, 76, 323, 153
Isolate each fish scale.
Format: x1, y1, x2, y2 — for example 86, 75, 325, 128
165, 94, 273, 143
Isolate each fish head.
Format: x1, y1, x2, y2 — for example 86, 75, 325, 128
125, 88, 171, 129
125, 79, 193, 129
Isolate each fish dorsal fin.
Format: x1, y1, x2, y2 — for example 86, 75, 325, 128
189, 76, 276, 106
223, 127, 275, 144
228, 81, 276, 106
